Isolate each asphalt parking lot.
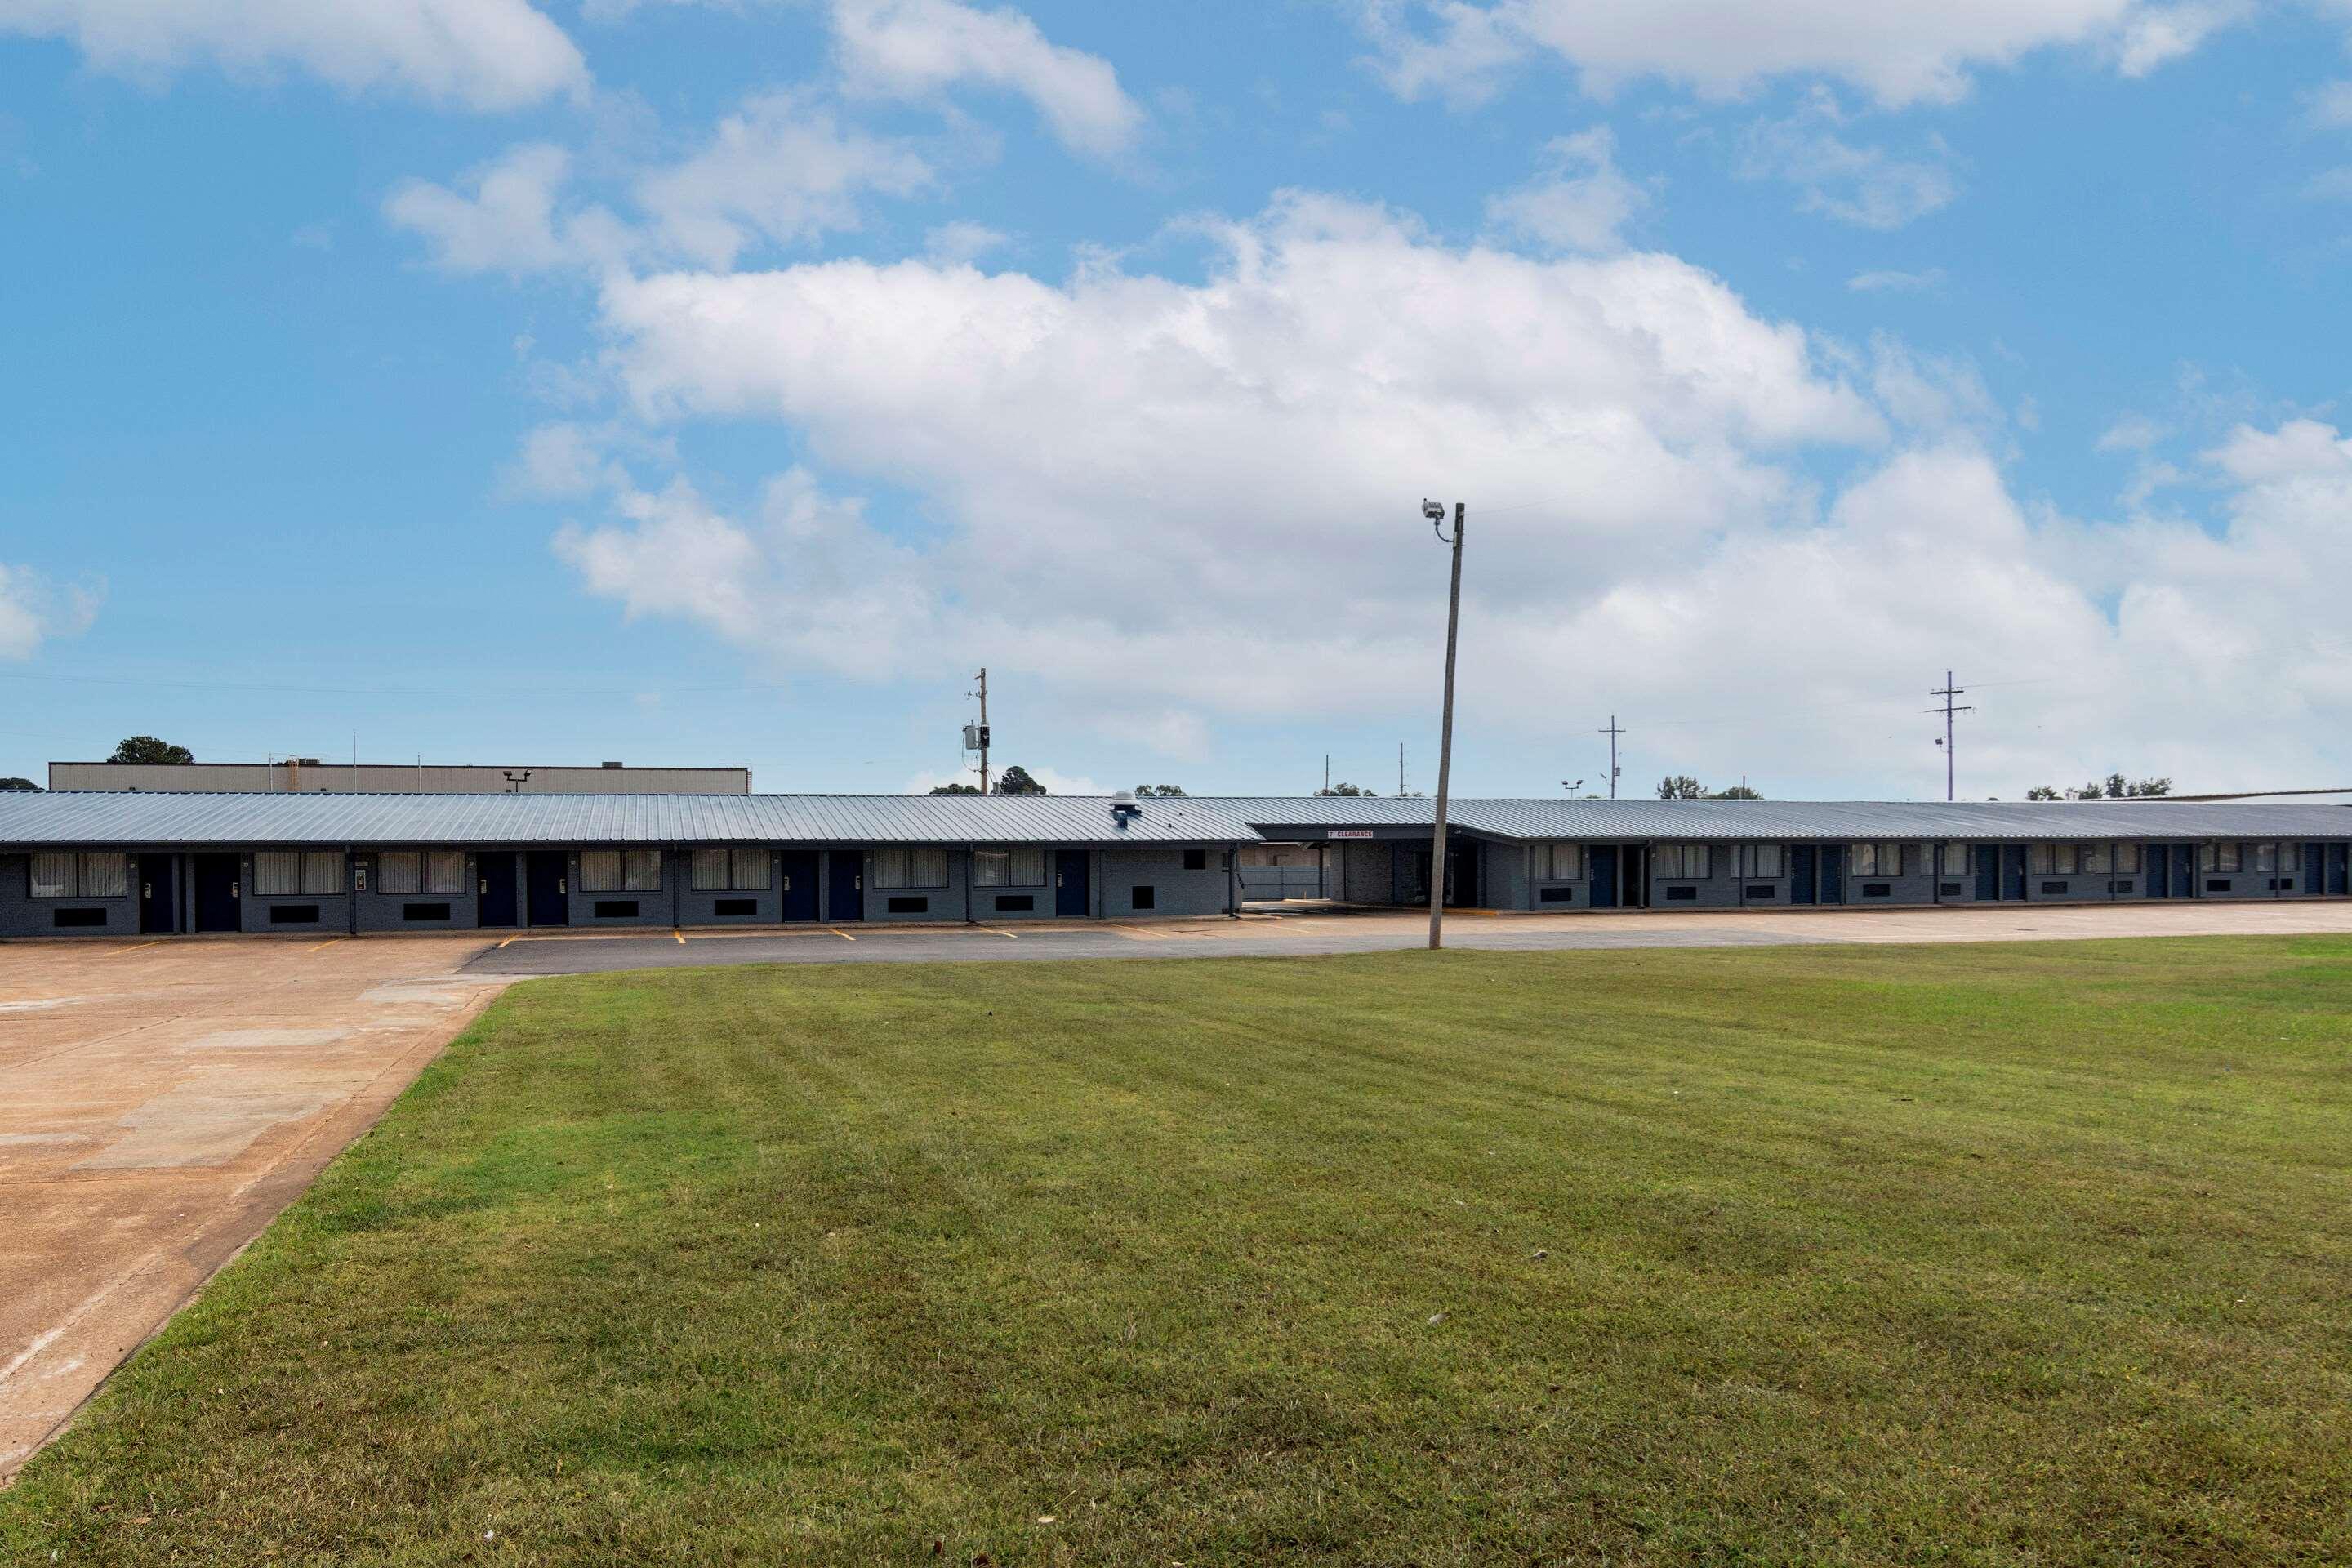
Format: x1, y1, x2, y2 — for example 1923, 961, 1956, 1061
461, 898, 2352, 974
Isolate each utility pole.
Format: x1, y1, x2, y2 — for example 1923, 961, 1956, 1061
1423, 499, 1466, 951
1599, 715, 1626, 799
969, 668, 991, 794
1324, 754, 1330, 794
1927, 672, 1972, 803
1399, 742, 1405, 797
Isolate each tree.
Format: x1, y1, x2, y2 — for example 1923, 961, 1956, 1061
1314, 782, 1376, 797
0, 777, 37, 791
1134, 784, 1187, 797
1655, 775, 1704, 800
1712, 785, 1765, 800
2126, 777, 2172, 797
929, 782, 982, 794
993, 765, 1047, 795
109, 736, 194, 765
2026, 786, 2062, 800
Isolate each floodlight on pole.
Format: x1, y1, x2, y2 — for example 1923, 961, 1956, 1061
1423, 499, 1465, 951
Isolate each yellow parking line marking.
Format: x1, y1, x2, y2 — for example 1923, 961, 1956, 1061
105, 938, 166, 956
496, 935, 518, 949
309, 937, 345, 951
981, 926, 1018, 939
828, 928, 858, 942
673, 929, 687, 944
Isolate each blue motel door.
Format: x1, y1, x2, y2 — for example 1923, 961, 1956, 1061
826, 851, 864, 920
1055, 850, 1090, 917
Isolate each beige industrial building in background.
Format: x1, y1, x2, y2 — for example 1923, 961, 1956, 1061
47, 760, 751, 794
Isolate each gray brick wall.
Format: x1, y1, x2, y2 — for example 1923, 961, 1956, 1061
0, 852, 137, 938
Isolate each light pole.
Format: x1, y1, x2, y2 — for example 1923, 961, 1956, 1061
1423, 499, 1465, 951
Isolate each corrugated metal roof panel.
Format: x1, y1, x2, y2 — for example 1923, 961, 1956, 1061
0, 792, 1266, 847
1221, 796, 2352, 840
3, 792, 2347, 849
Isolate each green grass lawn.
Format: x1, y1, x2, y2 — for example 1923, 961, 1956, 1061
7, 939, 2351, 1565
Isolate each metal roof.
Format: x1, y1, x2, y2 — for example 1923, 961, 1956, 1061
0, 792, 1264, 847
1218, 796, 2352, 841
2, 791, 2346, 850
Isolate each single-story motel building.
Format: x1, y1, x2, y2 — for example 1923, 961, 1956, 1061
2, 791, 2350, 939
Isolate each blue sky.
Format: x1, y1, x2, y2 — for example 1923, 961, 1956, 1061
3, 0, 2350, 800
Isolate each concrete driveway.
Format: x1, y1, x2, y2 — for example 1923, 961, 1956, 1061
0, 937, 509, 1481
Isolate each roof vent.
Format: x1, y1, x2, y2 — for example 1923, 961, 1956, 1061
1110, 790, 1142, 823
602, 761, 624, 768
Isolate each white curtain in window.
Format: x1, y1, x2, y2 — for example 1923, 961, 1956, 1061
973, 849, 1009, 888
30, 852, 76, 898
378, 853, 421, 894
1940, 843, 1971, 875
2080, 844, 2111, 874
910, 847, 948, 888
624, 849, 662, 891
2278, 843, 2300, 873
426, 851, 466, 893
303, 852, 344, 894
693, 848, 729, 891
1009, 847, 1046, 885
730, 849, 769, 890
78, 853, 127, 897
255, 851, 301, 896
2116, 843, 2143, 875
871, 849, 907, 889
581, 850, 622, 892
1744, 844, 1783, 878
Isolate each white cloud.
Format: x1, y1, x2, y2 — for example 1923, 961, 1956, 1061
0, 563, 100, 660
1740, 96, 1957, 229
545, 187, 2352, 791
2096, 413, 2166, 452
924, 219, 1012, 264
832, 0, 1143, 156
0, 0, 586, 111
1483, 127, 1647, 252
1846, 267, 1944, 292
572, 193, 1878, 721
2111, 1, 2249, 77
635, 93, 934, 268
2310, 78, 2352, 128
1360, 0, 2224, 108
384, 144, 632, 276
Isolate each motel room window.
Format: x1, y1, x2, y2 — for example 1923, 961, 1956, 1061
692, 848, 772, 892
29, 851, 127, 898
2079, 844, 2113, 875
872, 847, 951, 890
581, 849, 662, 893
2252, 843, 2293, 875
255, 851, 345, 897
378, 850, 464, 895
1738, 844, 1784, 878
2029, 844, 2078, 876
1530, 842, 1583, 880
1850, 843, 1903, 878
2204, 842, 2244, 874
973, 847, 1048, 887
2114, 843, 2143, 875
1654, 844, 1711, 879
1937, 843, 1972, 876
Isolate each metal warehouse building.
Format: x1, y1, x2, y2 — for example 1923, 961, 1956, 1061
1, 791, 2347, 939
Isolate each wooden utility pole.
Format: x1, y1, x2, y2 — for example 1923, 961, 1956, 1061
1426, 500, 1465, 951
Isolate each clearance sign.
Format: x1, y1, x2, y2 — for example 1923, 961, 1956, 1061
1326, 830, 1376, 840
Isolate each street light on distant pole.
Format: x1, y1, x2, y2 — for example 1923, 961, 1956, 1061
1423, 498, 1465, 951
